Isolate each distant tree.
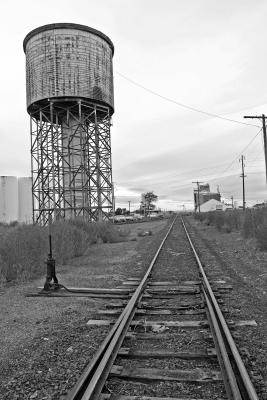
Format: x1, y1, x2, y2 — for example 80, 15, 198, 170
115, 207, 122, 215
140, 192, 158, 215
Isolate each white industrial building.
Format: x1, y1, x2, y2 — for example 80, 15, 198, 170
0, 176, 32, 224
199, 199, 227, 212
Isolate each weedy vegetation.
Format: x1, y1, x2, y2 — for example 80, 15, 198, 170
0, 219, 127, 284
194, 208, 267, 250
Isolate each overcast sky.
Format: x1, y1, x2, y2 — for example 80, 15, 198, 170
1, 0, 267, 210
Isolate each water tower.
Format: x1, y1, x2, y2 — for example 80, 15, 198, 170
23, 23, 114, 225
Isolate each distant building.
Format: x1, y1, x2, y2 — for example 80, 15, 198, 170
223, 202, 234, 210
252, 202, 267, 209
200, 199, 227, 212
18, 177, 32, 223
193, 183, 221, 211
0, 176, 32, 223
0, 176, 18, 223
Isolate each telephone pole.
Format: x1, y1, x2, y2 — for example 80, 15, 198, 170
128, 200, 131, 213
240, 155, 246, 211
244, 114, 267, 182
192, 181, 203, 212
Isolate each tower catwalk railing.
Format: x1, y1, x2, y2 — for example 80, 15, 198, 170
30, 99, 113, 225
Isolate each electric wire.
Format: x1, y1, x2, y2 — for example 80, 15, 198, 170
115, 71, 266, 191
115, 71, 261, 128
221, 127, 263, 173
115, 71, 266, 204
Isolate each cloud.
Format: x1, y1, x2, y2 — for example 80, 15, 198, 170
2, 0, 267, 211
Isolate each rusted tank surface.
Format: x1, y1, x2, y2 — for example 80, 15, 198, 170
23, 23, 114, 113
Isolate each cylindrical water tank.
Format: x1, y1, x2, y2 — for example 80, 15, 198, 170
0, 176, 18, 223
18, 177, 32, 223
23, 23, 114, 114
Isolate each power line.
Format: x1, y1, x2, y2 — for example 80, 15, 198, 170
249, 150, 265, 163
244, 114, 267, 183
171, 161, 233, 179
246, 171, 265, 175
222, 127, 263, 173
115, 71, 260, 128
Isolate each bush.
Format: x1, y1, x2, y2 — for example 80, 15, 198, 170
255, 223, 267, 250
242, 209, 257, 238
51, 222, 89, 263
222, 210, 242, 233
214, 212, 225, 231
0, 224, 47, 281
194, 212, 206, 222
196, 210, 243, 232
194, 207, 267, 250
0, 219, 127, 283
206, 212, 216, 226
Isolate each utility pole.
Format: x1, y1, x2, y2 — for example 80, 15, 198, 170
192, 181, 203, 212
128, 200, 131, 214
240, 155, 246, 211
244, 114, 267, 182
231, 195, 234, 209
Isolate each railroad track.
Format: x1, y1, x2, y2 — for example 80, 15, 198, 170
64, 216, 259, 400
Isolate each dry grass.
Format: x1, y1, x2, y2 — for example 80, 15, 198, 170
195, 208, 267, 250
0, 219, 127, 284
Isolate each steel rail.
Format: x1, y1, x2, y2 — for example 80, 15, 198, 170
203, 289, 242, 400
181, 217, 259, 400
66, 216, 177, 400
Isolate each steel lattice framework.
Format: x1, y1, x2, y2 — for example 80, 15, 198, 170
30, 99, 113, 225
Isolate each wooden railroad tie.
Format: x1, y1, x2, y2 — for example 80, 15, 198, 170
117, 347, 217, 359
100, 395, 225, 400
109, 365, 222, 383
87, 319, 257, 328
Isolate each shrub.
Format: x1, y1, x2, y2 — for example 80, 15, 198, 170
0, 255, 8, 283
229, 210, 243, 230
93, 222, 122, 243
206, 212, 215, 226
242, 209, 257, 238
195, 207, 267, 251
214, 212, 225, 231
221, 210, 241, 232
255, 223, 267, 250
51, 221, 89, 263
0, 219, 128, 283
0, 224, 47, 281
68, 219, 122, 244
223, 223, 232, 233
194, 212, 206, 222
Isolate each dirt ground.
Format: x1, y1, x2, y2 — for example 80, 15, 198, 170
0, 219, 168, 399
